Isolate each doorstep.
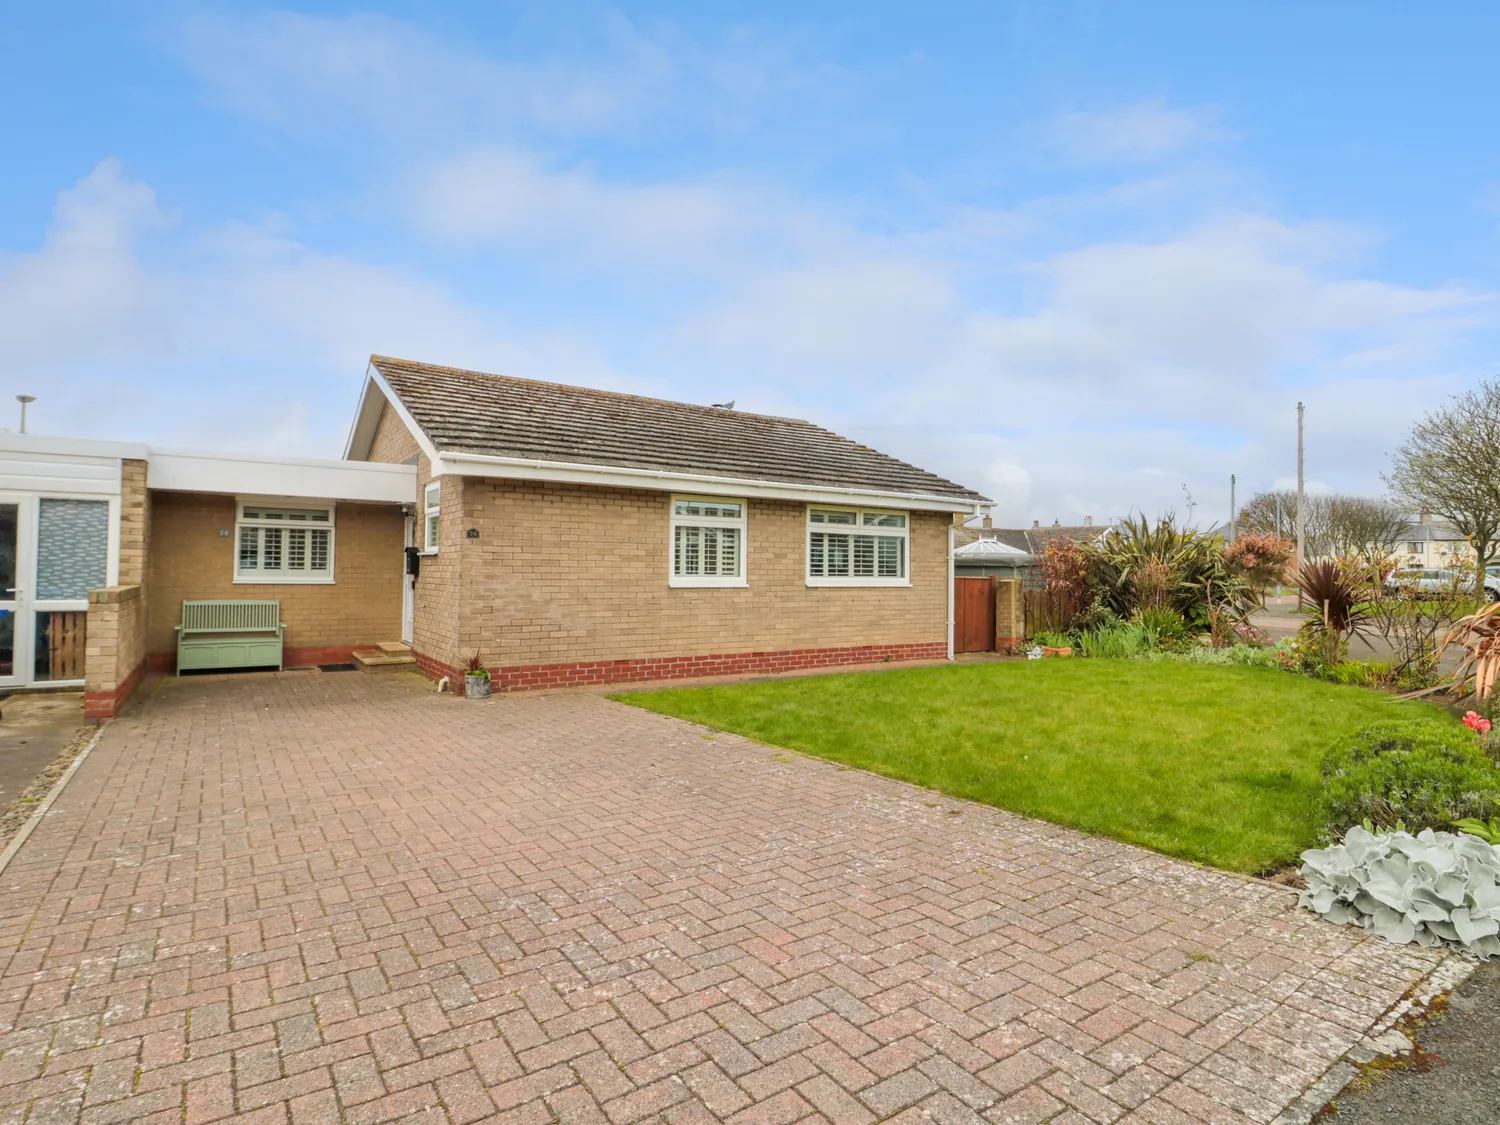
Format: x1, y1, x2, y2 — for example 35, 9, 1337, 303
352, 643, 416, 670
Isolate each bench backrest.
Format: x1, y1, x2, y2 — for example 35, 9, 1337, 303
180, 600, 282, 633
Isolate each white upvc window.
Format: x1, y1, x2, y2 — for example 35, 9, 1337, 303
670, 496, 747, 587
807, 507, 909, 587
423, 481, 441, 552
235, 502, 334, 584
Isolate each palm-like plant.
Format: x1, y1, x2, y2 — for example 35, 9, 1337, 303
1438, 603, 1500, 704
1296, 559, 1371, 665
1088, 512, 1254, 630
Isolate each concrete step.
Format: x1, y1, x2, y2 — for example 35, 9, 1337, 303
352, 649, 417, 670
376, 641, 413, 655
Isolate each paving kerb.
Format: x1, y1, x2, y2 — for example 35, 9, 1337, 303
0, 672, 1456, 1125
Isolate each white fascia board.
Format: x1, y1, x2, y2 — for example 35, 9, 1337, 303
433, 451, 989, 513
341, 363, 440, 465
0, 432, 149, 460
340, 369, 388, 460
148, 448, 416, 503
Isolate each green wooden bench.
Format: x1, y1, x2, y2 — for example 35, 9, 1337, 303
176, 600, 284, 674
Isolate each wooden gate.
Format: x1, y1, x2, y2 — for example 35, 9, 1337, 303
43, 611, 86, 681
954, 576, 996, 653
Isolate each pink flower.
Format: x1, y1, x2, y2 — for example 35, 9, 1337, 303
1464, 711, 1492, 733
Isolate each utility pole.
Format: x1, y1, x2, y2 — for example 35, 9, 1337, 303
16, 395, 34, 435
1296, 401, 1305, 609
1229, 474, 1236, 543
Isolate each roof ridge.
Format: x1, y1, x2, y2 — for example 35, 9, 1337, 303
370, 355, 817, 429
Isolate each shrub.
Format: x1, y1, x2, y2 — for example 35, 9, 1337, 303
1145, 643, 1283, 669
1325, 659, 1392, 688
1031, 630, 1073, 649
1225, 532, 1294, 596
1086, 513, 1254, 633
1300, 826, 1500, 956
1034, 539, 1092, 635
1074, 621, 1152, 658
1320, 720, 1500, 839
1137, 606, 1188, 647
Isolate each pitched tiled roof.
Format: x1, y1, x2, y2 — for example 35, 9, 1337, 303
1025, 525, 1109, 553
371, 356, 986, 502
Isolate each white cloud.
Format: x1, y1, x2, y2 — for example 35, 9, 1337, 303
416, 147, 752, 269
684, 258, 955, 366
0, 162, 651, 453
174, 11, 671, 137
1048, 99, 1229, 164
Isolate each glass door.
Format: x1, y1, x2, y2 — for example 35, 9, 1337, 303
0, 494, 107, 689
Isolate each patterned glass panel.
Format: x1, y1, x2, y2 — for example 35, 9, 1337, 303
36, 499, 108, 600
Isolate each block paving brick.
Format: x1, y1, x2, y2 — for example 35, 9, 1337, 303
0, 673, 1451, 1123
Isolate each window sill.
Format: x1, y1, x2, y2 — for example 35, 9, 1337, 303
233, 576, 336, 585
418, 549, 439, 557
669, 577, 749, 589
805, 578, 912, 588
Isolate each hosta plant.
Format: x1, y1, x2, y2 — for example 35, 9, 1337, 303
1300, 826, 1500, 957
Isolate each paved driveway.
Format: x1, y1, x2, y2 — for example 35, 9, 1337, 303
0, 673, 1449, 1125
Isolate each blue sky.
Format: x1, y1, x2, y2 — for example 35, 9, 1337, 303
3, 2, 1498, 524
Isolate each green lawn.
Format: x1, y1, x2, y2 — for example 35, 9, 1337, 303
614, 660, 1458, 874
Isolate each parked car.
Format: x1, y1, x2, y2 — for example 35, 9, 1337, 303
1386, 567, 1500, 600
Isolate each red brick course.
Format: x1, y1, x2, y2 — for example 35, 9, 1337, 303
415, 641, 950, 691
81, 655, 146, 721
0, 673, 1450, 1125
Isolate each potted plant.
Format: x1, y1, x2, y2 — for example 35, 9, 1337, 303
1032, 630, 1074, 658
462, 651, 491, 699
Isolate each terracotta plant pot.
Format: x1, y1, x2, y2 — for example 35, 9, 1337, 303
464, 673, 492, 700
1042, 646, 1073, 658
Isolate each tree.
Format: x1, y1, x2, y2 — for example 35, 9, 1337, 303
1238, 491, 1407, 561
1385, 378, 1500, 600
1324, 496, 1409, 559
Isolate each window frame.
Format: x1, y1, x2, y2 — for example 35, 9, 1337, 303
233, 499, 336, 585
668, 494, 748, 588
805, 505, 911, 588
422, 481, 441, 554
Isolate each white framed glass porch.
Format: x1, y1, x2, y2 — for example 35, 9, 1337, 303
0, 491, 120, 690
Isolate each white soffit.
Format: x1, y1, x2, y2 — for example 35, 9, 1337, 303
148, 448, 416, 503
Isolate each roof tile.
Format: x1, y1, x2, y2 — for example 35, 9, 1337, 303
371, 356, 985, 502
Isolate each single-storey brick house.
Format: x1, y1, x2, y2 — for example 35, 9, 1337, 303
0, 356, 987, 716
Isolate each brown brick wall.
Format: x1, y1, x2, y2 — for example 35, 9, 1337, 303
410, 458, 464, 670
452, 480, 949, 666
995, 577, 1024, 651
119, 459, 150, 587
369, 401, 421, 464
84, 584, 146, 720
145, 492, 405, 658
360, 398, 955, 677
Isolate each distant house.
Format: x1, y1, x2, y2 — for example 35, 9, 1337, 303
1387, 514, 1481, 569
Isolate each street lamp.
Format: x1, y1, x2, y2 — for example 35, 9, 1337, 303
15, 395, 34, 435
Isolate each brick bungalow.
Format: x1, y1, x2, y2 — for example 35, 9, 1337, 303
0, 355, 988, 716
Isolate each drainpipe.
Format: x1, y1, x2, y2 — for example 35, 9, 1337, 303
947, 521, 956, 660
